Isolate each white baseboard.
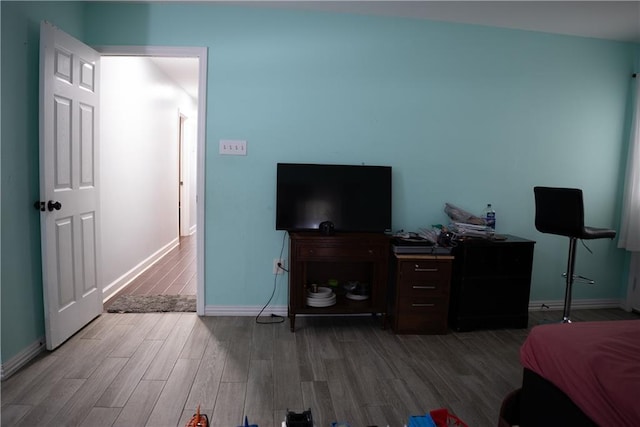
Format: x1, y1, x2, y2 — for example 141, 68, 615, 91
204, 305, 287, 317
1, 337, 45, 381
102, 237, 180, 302
529, 298, 624, 311
189, 225, 197, 235
205, 300, 626, 317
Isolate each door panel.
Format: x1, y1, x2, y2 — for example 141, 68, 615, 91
53, 96, 72, 189
40, 21, 102, 350
80, 213, 97, 294
80, 103, 95, 186
55, 218, 74, 308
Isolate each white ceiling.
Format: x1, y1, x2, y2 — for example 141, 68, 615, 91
149, 57, 200, 99
150, 1, 640, 99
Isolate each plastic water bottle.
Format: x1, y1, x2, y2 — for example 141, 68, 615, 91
483, 203, 496, 230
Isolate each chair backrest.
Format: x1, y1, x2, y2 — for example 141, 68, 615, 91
533, 186, 585, 237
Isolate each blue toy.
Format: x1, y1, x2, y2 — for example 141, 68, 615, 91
237, 416, 258, 427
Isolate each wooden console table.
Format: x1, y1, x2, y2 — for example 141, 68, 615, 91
287, 232, 390, 332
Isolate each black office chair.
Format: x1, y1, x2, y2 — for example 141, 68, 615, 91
533, 187, 616, 323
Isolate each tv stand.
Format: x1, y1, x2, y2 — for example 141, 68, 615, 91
287, 232, 390, 332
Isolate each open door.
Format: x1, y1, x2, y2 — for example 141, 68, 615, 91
38, 21, 102, 350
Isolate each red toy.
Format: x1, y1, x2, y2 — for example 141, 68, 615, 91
429, 408, 469, 427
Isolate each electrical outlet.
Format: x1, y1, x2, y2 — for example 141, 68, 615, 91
273, 258, 286, 275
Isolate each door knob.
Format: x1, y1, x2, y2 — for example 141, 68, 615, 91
34, 201, 45, 211
47, 200, 62, 211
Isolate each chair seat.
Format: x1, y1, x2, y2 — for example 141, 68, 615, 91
580, 226, 616, 240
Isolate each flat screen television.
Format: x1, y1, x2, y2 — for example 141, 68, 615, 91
276, 163, 392, 233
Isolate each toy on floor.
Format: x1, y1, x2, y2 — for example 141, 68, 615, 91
185, 405, 209, 427
285, 408, 313, 427
237, 415, 258, 427
408, 408, 468, 427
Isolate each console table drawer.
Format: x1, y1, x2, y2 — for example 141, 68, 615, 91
295, 243, 385, 260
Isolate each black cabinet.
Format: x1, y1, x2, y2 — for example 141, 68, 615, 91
449, 235, 535, 331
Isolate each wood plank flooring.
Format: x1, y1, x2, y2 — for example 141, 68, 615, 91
2, 308, 639, 427
103, 235, 196, 311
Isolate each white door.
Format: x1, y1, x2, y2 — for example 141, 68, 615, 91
179, 112, 192, 237
38, 21, 102, 350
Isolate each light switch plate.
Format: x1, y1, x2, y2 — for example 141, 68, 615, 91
219, 139, 247, 155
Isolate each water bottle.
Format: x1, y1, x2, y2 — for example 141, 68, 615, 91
483, 203, 496, 230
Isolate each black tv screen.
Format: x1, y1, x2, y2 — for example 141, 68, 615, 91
276, 163, 392, 232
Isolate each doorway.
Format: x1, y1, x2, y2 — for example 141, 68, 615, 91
98, 47, 207, 315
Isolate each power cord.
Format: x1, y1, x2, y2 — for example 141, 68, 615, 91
276, 261, 289, 273
256, 231, 288, 324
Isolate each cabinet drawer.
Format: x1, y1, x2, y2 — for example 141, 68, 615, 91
400, 260, 452, 280
397, 296, 449, 314
395, 313, 448, 335
397, 278, 450, 297
398, 260, 451, 296
295, 243, 385, 260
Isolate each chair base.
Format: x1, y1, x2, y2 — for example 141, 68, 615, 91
562, 238, 578, 322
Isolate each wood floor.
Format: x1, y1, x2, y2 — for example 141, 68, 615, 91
2, 308, 638, 427
103, 235, 196, 311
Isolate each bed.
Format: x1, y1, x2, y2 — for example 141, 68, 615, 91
499, 319, 640, 426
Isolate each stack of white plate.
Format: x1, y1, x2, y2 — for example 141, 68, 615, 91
306, 286, 336, 307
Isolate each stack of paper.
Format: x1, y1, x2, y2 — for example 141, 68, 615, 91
451, 222, 492, 238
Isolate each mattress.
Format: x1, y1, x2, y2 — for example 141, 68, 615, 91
520, 319, 640, 426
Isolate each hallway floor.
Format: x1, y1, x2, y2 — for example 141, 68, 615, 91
104, 235, 196, 311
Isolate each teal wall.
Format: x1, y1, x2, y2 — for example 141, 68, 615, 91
1, 2, 86, 366
1, 1, 638, 364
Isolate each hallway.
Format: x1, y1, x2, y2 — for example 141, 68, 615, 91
104, 235, 196, 310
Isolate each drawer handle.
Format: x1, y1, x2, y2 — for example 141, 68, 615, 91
414, 266, 438, 272
412, 285, 436, 290
412, 303, 435, 307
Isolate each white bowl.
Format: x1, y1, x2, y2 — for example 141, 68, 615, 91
346, 292, 368, 301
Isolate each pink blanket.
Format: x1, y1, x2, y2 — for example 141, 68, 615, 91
520, 320, 640, 426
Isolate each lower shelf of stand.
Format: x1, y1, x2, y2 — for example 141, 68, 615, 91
296, 300, 384, 314
296, 295, 380, 314
289, 297, 385, 331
